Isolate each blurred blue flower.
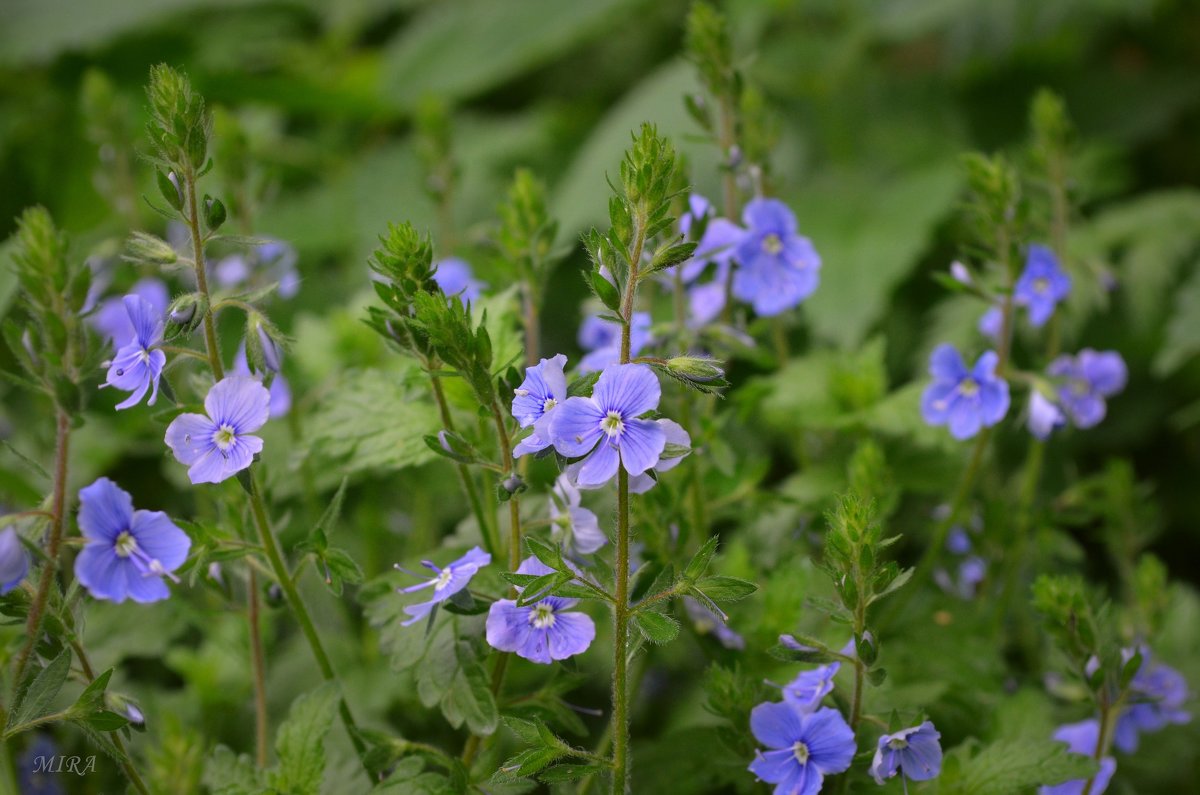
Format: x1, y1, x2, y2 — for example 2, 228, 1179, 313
731, 198, 821, 317
232, 343, 291, 418
1113, 652, 1191, 753
1047, 349, 1127, 429
1014, 244, 1071, 327
0, 526, 30, 594
870, 721, 943, 784
18, 734, 64, 795
512, 354, 568, 457
1039, 720, 1115, 795
485, 557, 596, 664
433, 257, 485, 304
549, 474, 606, 557
577, 312, 652, 373
90, 278, 168, 346
920, 344, 1010, 439
782, 663, 840, 713
102, 294, 167, 410
1028, 389, 1067, 440
164, 376, 271, 484
684, 596, 744, 650
747, 702, 855, 795
978, 303, 1003, 341
75, 477, 190, 604
213, 238, 300, 299
397, 546, 490, 626
550, 363, 666, 488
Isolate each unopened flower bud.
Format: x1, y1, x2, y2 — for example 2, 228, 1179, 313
949, 260, 972, 285
667, 355, 725, 383
126, 231, 178, 266
203, 194, 226, 232
167, 293, 206, 335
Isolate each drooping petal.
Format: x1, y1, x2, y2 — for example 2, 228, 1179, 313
122, 568, 171, 604
77, 478, 134, 543
203, 376, 271, 434
947, 395, 984, 440
75, 545, 129, 602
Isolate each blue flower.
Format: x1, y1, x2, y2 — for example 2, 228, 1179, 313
748, 702, 855, 795
627, 419, 691, 494
1014, 245, 1071, 327
103, 294, 167, 410
1047, 349, 1127, 429
485, 557, 596, 664
870, 721, 943, 785
684, 596, 744, 650
1038, 720, 1115, 795
577, 312, 652, 373
548, 475, 606, 556
213, 239, 300, 299
1113, 652, 1190, 753
90, 278, 168, 346
688, 278, 729, 327
0, 526, 30, 594
783, 663, 840, 712
397, 546, 491, 626
731, 198, 821, 317
232, 343, 291, 418
1028, 389, 1067, 440
164, 376, 271, 484
978, 304, 1003, 341
920, 344, 1010, 439
433, 257, 485, 304
512, 354, 568, 457
550, 363, 666, 488
75, 478, 190, 604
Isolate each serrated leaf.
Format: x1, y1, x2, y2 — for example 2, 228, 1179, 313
944, 738, 1099, 795
10, 649, 71, 730
418, 635, 498, 735
632, 610, 681, 645
202, 746, 264, 795
269, 682, 339, 795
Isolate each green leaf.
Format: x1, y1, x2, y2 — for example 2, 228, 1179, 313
268, 682, 339, 795
632, 610, 681, 645
417, 635, 498, 735
9, 649, 71, 730
941, 738, 1099, 795
692, 575, 757, 603
70, 669, 113, 717
203, 745, 264, 795
539, 763, 609, 783
589, 269, 622, 312
684, 536, 720, 581
371, 757, 459, 793
1154, 261, 1200, 375
493, 746, 566, 783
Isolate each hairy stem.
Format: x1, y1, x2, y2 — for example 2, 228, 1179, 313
430, 373, 498, 560
248, 569, 269, 767
183, 171, 225, 381
13, 410, 71, 688
717, 91, 739, 323
70, 640, 150, 795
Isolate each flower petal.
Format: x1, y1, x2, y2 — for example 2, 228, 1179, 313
550, 397, 604, 457
77, 478, 134, 543
592, 363, 661, 417
165, 413, 217, 466
204, 376, 271, 434
617, 418, 666, 476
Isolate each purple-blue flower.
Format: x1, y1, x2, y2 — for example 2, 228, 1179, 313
920, 344, 1010, 439
232, 343, 291, 418
102, 294, 167, 410
978, 304, 1003, 341
1047, 349, 1127, 429
870, 721, 943, 784
1113, 653, 1190, 753
164, 376, 271, 484
549, 363, 666, 488
627, 419, 691, 494
688, 278, 729, 327
433, 257, 485, 304
1028, 389, 1067, 440
75, 478, 190, 604
1039, 720, 1115, 795
90, 278, 169, 346
397, 546, 491, 626
512, 354, 568, 458
548, 475, 606, 556
783, 663, 840, 712
485, 557, 596, 664
577, 312, 652, 373
748, 702, 855, 795
1014, 244, 1071, 328
731, 198, 821, 317
0, 526, 30, 595
213, 239, 300, 299
684, 596, 744, 650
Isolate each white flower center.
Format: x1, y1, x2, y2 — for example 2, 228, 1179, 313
1033, 277, 1049, 294
114, 531, 138, 558
792, 741, 810, 764
543, 397, 557, 413
762, 233, 783, 255
958, 377, 979, 397
139, 348, 151, 364
433, 567, 454, 591
530, 603, 556, 629
887, 736, 910, 751
601, 411, 624, 437
213, 424, 237, 450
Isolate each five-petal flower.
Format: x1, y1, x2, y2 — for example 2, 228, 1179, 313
485, 557, 596, 664
748, 702, 855, 795
920, 344, 1010, 439
165, 376, 271, 484
397, 546, 491, 626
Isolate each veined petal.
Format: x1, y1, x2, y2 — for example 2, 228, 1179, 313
204, 376, 271, 434
165, 413, 217, 466
546, 610, 595, 660
129, 510, 191, 572
749, 701, 806, 750
78, 478, 134, 542
577, 442, 620, 488
592, 363, 661, 417
549, 397, 604, 457
616, 418, 666, 476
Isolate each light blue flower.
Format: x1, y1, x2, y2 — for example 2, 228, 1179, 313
512, 354, 568, 458
397, 546, 491, 626
577, 313, 652, 373
731, 198, 821, 317
870, 721, 943, 784
433, 257, 485, 304
782, 663, 840, 713
920, 344, 1010, 439
1014, 245, 1071, 327
103, 294, 167, 410
0, 527, 30, 595
164, 376, 271, 484
1047, 349, 1127, 429
548, 475, 606, 557
748, 702, 855, 795
485, 557, 596, 664
1039, 720, 1115, 795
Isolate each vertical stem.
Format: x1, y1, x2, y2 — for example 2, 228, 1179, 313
69, 640, 150, 795
717, 93, 739, 323
12, 410, 71, 687
248, 569, 269, 767
183, 172, 224, 381
430, 373, 498, 559
522, 287, 541, 368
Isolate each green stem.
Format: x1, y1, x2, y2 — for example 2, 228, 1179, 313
717, 90, 739, 323
12, 410, 71, 688
429, 373, 498, 560
183, 171, 225, 381
248, 569, 269, 767
69, 640, 150, 795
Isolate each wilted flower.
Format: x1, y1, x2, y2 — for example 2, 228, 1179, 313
870, 721, 943, 785
0, 527, 30, 595
548, 475, 606, 557
782, 663, 840, 713
684, 596, 744, 650
102, 294, 167, 410
485, 557, 596, 664
747, 702, 855, 795
512, 354, 568, 458
75, 477, 190, 603
1047, 349, 1127, 429
433, 257, 485, 304
396, 546, 491, 626
550, 363, 666, 488
1014, 244, 1071, 327
920, 344, 1010, 439
1039, 720, 1115, 795
164, 376, 271, 484
578, 312, 653, 373
731, 198, 821, 317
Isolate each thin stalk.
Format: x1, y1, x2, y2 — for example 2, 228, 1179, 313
13, 410, 71, 687
69, 640, 150, 795
247, 473, 365, 757
248, 569, 269, 767
429, 373, 498, 560
717, 91, 739, 323
183, 172, 224, 381
671, 267, 707, 544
